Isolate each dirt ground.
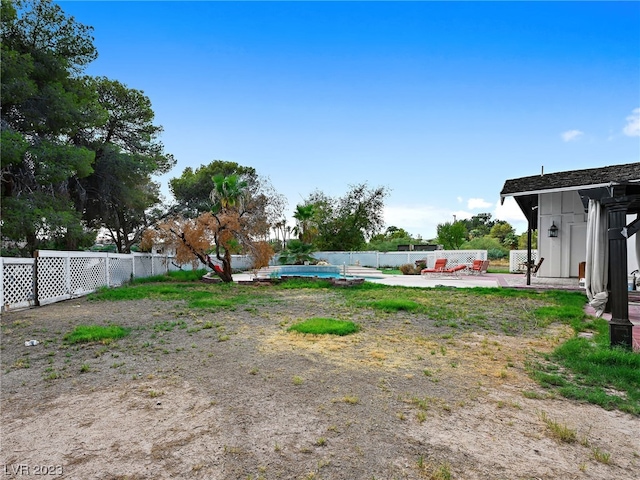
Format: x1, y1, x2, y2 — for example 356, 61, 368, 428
1, 289, 639, 479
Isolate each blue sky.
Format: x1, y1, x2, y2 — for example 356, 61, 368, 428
58, 0, 640, 239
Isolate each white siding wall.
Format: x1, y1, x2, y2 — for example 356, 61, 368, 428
538, 191, 639, 278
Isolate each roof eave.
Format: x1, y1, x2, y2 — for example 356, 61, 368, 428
500, 179, 640, 201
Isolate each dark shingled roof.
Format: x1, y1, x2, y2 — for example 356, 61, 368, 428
500, 162, 640, 197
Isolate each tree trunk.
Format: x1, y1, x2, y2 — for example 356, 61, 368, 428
170, 228, 233, 282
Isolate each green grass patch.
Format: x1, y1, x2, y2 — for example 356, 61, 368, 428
380, 269, 402, 275
368, 298, 421, 312
528, 318, 640, 415
64, 325, 130, 344
89, 281, 269, 311
132, 269, 208, 284
89, 283, 195, 301
288, 318, 360, 336
187, 292, 251, 309
277, 278, 334, 289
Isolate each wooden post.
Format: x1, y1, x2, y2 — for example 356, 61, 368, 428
33, 250, 40, 307
605, 199, 633, 349
526, 221, 532, 286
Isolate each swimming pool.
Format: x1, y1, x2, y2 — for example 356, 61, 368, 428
273, 265, 346, 279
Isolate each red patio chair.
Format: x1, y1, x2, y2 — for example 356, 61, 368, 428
421, 258, 447, 276
469, 260, 484, 275
441, 264, 468, 278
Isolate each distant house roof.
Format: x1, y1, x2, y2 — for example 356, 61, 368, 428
500, 162, 640, 198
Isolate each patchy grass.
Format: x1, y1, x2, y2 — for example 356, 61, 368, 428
82, 274, 638, 415
288, 318, 360, 336
277, 278, 334, 289
64, 325, 130, 344
528, 317, 640, 415
538, 411, 577, 443
133, 269, 208, 284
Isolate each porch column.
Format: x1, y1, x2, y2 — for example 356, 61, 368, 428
606, 201, 633, 349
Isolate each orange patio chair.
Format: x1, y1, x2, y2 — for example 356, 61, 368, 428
421, 258, 447, 276
480, 260, 489, 275
469, 259, 484, 275
441, 264, 468, 278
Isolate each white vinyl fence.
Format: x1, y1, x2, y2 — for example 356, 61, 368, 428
305, 250, 487, 269
1, 249, 487, 312
1, 250, 182, 312
509, 250, 538, 273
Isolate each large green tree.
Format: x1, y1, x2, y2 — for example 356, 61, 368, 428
463, 213, 496, 239
169, 161, 258, 216
435, 220, 467, 250
72, 77, 175, 253
1, 1, 175, 255
306, 183, 388, 251
367, 226, 419, 252
489, 221, 515, 244
1, 0, 101, 255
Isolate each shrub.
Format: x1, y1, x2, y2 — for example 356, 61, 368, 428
399, 263, 418, 275
487, 248, 507, 260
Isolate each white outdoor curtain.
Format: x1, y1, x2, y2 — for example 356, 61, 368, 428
636, 214, 640, 281
585, 199, 608, 317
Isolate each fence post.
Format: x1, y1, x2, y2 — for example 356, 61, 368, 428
0, 258, 3, 310
106, 253, 111, 288
65, 252, 71, 296
33, 250, 40, 307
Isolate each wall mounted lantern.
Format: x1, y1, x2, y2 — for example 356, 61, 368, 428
548, 221, 559, 238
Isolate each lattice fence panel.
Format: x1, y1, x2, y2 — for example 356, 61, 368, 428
37, 257, 68, 304
427, 250, 487, 268
352, 252, 379, 268
510, 250, 538, 272
109, 257, 133, 286
2, 261, 35, 310
134, 256, 153, 278
70, 257, 107, 295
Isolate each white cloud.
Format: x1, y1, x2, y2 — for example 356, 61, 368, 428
561, 129, 584, 142
467, 198, 493, 209
623, 107, 640, 137
456, 196, 463, 204
494, 197, 528, 234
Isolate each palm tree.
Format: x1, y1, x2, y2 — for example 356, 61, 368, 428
278, 239, 315, 265
208, 174, 249, 281
292, 204, 315, 244
209, 174, 248, 212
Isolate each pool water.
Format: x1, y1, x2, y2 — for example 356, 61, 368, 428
274, 265, 346, 279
